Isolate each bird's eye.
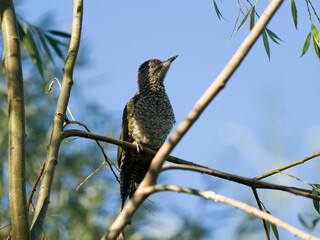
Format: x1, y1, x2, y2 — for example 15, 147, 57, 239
149, 65, 155, 69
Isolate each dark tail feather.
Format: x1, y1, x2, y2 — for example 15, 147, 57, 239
129, 157, 151, 198
119, 150, 134, 209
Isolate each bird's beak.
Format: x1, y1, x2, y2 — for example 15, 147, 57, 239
166, 55, 179, 63
162, 55, 178, 69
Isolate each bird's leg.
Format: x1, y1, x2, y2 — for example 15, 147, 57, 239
133, 141, 143, 153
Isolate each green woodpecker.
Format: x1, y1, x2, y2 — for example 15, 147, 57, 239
117, 55, 177, 209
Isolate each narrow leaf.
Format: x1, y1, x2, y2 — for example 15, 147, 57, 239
48, 30, 71, 38
20, 22, 44, 78
271, 223, 279, 240
311, 24, 320, 48
312, 37, 320, 61
266, 28, 283, 44
312, 188, 320, 214
213, 0, 225, 20
291, 0, 298, 29
300, 32, 311, 57
313, 184, 320, 189
262, 29, 270, 60
38, 31, 54, 63
298, 214, 312, 229
250, 6, 255, 30
44, 34, 65, 60
237, 9, 252, 32
312, 218, 320, 228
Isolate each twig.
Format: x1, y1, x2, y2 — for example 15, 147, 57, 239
251, 188, 270, 240
140, 185, 320, 240
255, 152, 320, 180
27, 164, 45, 210
76, 160, 106, 191
307, 0, 320, 24
102, 1, 285, 239
67, 120, 120, 183
306, 0, 313, 23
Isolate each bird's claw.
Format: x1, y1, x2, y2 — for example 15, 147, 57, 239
133, 141, 143, 153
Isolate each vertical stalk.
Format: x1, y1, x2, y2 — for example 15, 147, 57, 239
30, 0, 83, 239
0, 0, 30, 239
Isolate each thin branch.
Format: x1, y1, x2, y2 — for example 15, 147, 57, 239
251, 188, 270, 240
162, 164, 318, 200
255, 152, 320, 180
103, 1, 284, 239
27, 163, 45, 210
30, 0, 83, 239
63, 129, 318, 200
0, 1, 30, 239
141, 185, 320, 240
66, 120, 119, 182
307, 0, 320, 24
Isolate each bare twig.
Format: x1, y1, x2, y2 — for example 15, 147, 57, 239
307, 0, 320, 24
255, 152, 320, 180
141, 185, 320, 240
27, 164, 45, 210
102, 1, 284, 239
30, 0, 84, 239
0, 0, 29, 239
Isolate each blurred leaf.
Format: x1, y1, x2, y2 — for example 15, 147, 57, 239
37, 31, 54, 64
17, 20, 44, 78
312, 37, 320, 61
212, 0, 225, 20
44, 34, 65, 60
237, 9, 251, 32
298, 214, 312, 229
262, 29, 270, 60
314, 184, 320, 190
312, 188, 320, 214
312, 218, 320, 228
266, 28, 282, 45
291, 0, 298, 29
250, 7, 255, 30
271, 223, 279, 240
300, 32, 311, 57
48, 30, 71, 38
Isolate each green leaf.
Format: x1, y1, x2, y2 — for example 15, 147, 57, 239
313, 184, 320, 189
312, 188, 320, 214
213, 0, 225, 20
38, 31, 54, 63
250, 6, 255, 30
266, 28, 282, 44
271, 223, 279, 240
262, 29, 270, 60
298, 214, 312, 229
18, 20, 44, 78
237, 9, 252, 32
291, 0, 298, 29
311, 24, 320, 47
312, 37, 320, 61
48, 30, 71, 38
44, 34, 65, 60
300, 32, 311, 57
312, 218, 320, 228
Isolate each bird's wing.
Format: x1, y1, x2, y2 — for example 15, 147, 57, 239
117, 93, 139, 167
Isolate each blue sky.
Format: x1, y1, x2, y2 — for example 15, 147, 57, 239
18, 1, 320, 239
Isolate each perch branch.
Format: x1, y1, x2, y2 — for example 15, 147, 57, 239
102, 1, 284, 239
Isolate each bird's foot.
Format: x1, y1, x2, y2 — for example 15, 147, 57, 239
133, 141, 143, 153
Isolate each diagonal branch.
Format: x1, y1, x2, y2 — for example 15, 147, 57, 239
141, 185, 320, 240
102, 1, 284, 239
0, 1, 30, 239
30, 0, 83, 239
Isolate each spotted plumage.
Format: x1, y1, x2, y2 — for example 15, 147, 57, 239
117, 55, 177, 209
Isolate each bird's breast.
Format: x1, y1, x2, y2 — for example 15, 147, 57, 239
130, 94, 175, 149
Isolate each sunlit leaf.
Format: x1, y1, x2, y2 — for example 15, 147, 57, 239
271, 223, 279, 240
266, 28, 282, 44
262, 29, 270, 60
250, 6, 255, 30
312, 188, 320, 214
291, 0, 298, 29
300, 32, 311, 57
48, 30, 71, 38
311, 24, 320, 47
312, 37, 320, 61
237, 9, 252, 32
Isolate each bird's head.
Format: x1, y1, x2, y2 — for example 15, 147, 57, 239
137, 55, 178, 92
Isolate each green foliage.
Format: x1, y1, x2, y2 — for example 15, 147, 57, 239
291, 0, 298, 29
212, 0, 225, 20
262, 29, 270, 60
300, 32, 312, 57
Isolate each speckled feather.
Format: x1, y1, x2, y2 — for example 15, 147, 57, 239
117, 56, 177, 209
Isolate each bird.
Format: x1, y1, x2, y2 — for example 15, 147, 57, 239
117, 55, 178, 209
